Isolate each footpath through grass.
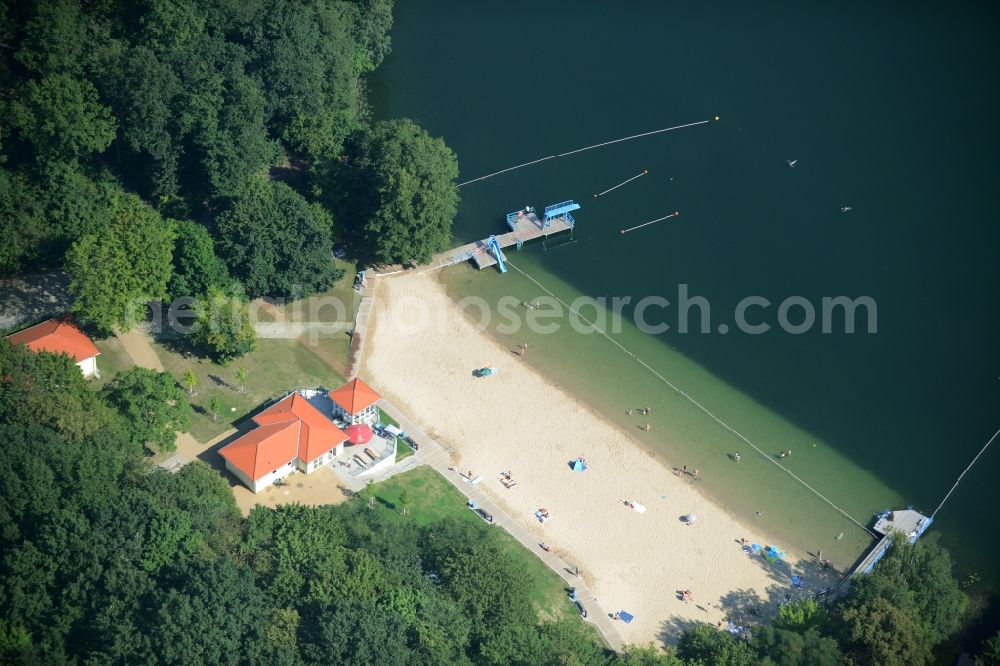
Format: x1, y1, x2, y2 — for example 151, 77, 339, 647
369, 466, 577, 617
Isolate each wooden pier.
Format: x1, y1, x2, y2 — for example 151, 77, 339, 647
852, 508, 933, 577
427, 209, 574, 272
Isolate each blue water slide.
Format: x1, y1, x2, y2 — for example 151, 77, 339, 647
487, 235, 507, 273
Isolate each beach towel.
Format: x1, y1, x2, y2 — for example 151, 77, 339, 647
618, 610, 635, 624
628, 502, 646, 513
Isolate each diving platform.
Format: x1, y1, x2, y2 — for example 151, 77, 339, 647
427, 205, 576, 272
543, 200, 580, 227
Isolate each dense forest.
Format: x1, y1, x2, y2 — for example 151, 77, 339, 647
0, 0, 458, 348
0, 1, 997, 664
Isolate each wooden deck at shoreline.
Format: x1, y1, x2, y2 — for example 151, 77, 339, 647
427, 210, 574, 272
851, 509, 932, 578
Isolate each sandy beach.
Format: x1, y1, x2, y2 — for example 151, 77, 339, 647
361, 272, 833, 645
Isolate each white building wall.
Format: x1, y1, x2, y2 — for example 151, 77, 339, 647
225, 459, 255, 491
77, 356, 98, 378
253, 461, 295, 492
226, 459, 295, 493
303, 443, 344, 474
334, 403, 380, 425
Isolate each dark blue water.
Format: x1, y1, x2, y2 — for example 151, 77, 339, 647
372, 1, 1000, 584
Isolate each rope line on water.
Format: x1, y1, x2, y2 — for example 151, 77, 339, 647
457, 118, 715, 187
506, 259, 877, 537
557, 119, 712, 158
931, 426, 1000, 519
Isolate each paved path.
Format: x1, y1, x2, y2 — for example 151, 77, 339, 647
345, 288, 373, 378
378, 398, 626, 651
0, 272, 71, 329
115, 325, 165, 371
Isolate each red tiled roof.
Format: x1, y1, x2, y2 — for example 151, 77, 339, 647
5, 317, 99, 362
220, 393, 348, 482
328, 378, 380, 414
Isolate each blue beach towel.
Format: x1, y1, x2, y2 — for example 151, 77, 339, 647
618, 610, 635, 624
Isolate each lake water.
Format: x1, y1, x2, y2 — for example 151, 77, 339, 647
371, 1, 1000, 582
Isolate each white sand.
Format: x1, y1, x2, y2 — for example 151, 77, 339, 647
361, 272, 817, 645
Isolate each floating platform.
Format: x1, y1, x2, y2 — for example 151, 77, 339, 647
428, 208, 575, 272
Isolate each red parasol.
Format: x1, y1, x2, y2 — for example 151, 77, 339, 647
345, 423, 373, 445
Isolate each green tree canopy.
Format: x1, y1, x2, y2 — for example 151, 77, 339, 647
190, 284, 257, 363
138, 558, 267, 665
0, 167, 48, 273
676, 624, 757, 666
342, 118, 460, 265
215, 179, 340, 298
168, 219, 232, 301
10, 74, 116, 168
836, 595, 930, 666
871, 535, 968, 645
752, 626, 843, 666
0, 340, 128, 448
66, 189, 175, 333
101, 367, 190, 452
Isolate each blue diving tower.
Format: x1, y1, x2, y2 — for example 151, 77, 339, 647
486, 235, 507, 273
543, 200, 581, 228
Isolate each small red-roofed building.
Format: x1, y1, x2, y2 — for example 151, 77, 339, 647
220, 391, 349, 493
328, 377, 381, 425
5, 316, 100, 378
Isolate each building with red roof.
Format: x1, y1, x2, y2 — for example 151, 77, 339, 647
219, 391, 348, 493
328, 377, 381, 425
5, 316, 100, 378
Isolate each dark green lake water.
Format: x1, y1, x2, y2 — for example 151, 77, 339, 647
371, 1, 1000, 582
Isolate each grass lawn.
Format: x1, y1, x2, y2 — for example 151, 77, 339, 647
378, 408, 399, 427
377, 409, 413, 462
369, 466, 578, 617
395, 439, 415, 462
92, 336, 136, 387
153, 336, 347, 442
271, 259, 362, 326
